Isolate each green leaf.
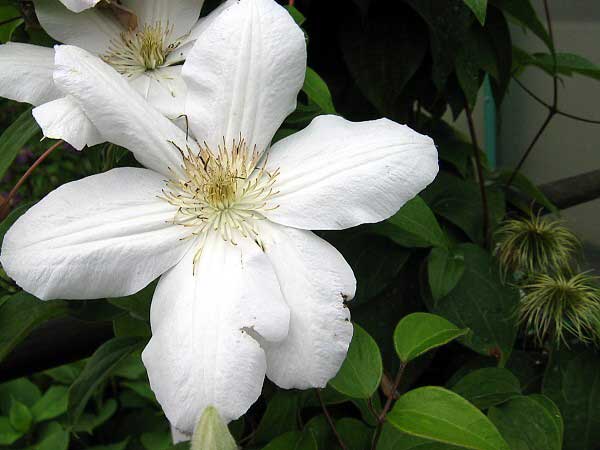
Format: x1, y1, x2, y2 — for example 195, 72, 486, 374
450, 368, 521, 409
336, 418, 371, 450
329, 323, 382, 398
427, 247, 465, 300
422, 172, 505, 245
284, 5, 305, 26
0, 6, 22, 42
493, 170, 557, 213
31, 386, 69, 422
302, 67, 336, 114
108, 282, 155, 321
261, 431, 318, 450
427, 244, 519, 365
528, 394, 564, 443
489, 0, 552, 50
462, 0, 487, 25
0, 292, 68, 363
529, 52, 600, 80
44, 362, 83, 385
0, 378, 41, 413
488, 395, 562, 450
141, 431, 172, 450
394, 313, 468, 363
325, 230, 409, 305
191, 406, 237, 450
339, 2, 427, 118
36, 422, 69, 450
68, 336, 145, 426
254, 391, 301, 443
9, 399, 32, 433
0, 416, 22, 445
86, 440, 130, 450
72, 398, 118, 434
0, 108, 40, 180
388, 386, 510, 450
121, 381, 156, 403
377, 424, 462, 449
113, 313, 151, 337
372, 196, 448, 248
542, 347, 600, 450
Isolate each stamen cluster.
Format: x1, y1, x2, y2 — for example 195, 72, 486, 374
102, 22, 181, 76
162, 139, 280, 267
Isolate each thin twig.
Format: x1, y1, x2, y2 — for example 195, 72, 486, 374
513, 78, 600, 125
0, 140, 63, 220
464, 102, 491, 249
371, 362, 407, 450
316, 389, 347, 450
506, 0, 558, 189
0, 16, 21, 27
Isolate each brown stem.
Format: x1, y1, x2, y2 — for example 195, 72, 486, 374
464, 103, 491, 248
0, 140, 63, 220
371, 362, 407, 450
316, 389, 347, 450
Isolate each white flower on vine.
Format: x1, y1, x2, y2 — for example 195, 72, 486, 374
0, 0, 438, 436
0, 0, 231, 149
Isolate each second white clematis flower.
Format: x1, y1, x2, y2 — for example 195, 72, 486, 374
0, 0, 438, 435
0, 0, 229, 149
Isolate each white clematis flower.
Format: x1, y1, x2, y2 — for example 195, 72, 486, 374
0, 0, 229, 149
58, 0, 100, 12
0, 0, 438, 436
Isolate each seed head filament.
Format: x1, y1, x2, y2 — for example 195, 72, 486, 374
162, 138, 280, 269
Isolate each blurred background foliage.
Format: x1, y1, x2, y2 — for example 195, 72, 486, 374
1, 0, 600, 449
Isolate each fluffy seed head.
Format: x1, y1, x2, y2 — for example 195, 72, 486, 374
519, 272, 600, 346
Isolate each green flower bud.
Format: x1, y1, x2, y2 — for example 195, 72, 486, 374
191, 407, 237, 450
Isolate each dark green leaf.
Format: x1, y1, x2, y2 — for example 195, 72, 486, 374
339, 1, 427, 118
394, 312, 468, 362
336, 418, 371, 450
542, 347, 600, 450
68, 336, 145, 426
488, 395, 562, 450
329, 323, 382, 398
422, 172, 505, 245
493, 170, 557, 213
141, 431, 173, 450
489, 0, 552, 50
462, 0, 487, 25
86, 440, 130, 450
0, 291, 68, 363
9, 399, 32, 433
388, 386, 510, 450
285, 5, 305, 26
0, 108, 40, 179
303, 67, 336, 114
377, 424, 462, 449
427, 244, 519, 365
0, 6, 22, 43
113, 313, 151, 337
261, 431, 317, 450
255, 391, 301, 443
427, 247, 465, 300
372, 196, 448, 248
531, 52, 600, 80
450, 368, 521, 409
0, 417, 22, 445
37, 422, 69, 450
108, 282, 155, 321
31, 386, 69, 423
72, 398, 118, 434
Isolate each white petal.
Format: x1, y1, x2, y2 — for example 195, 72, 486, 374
182, 0, 306, 153
0, 43, 61, 106
258, 221, 355, 389
34, 0, 122, 55
166, 0, 236, 66
0, 168, 190, 300
122, 0, 204, 38
264, 115, 439, 230
54, 45, 190, 177
142, 233, 289, 433
32, 96, 103, 150
130, 67, 187, 121
58, 0, 100, 13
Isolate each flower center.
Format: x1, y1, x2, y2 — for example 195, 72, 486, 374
102, 22, 181, 76
162, 139, 280, 267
